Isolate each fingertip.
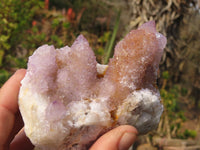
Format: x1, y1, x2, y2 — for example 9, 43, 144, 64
118, 130, 137, 150
118, 125, 138, 135
14, 69, 26, 81
90, 125, 138, 150
0, 69, 27, 147
0, 69, 26, 114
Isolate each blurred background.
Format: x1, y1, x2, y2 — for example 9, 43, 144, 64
0, 0, 199, 149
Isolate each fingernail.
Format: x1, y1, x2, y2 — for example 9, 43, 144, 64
119, 132, 136, 150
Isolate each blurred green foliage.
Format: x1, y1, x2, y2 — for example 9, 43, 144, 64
0, 69, 10, 85
0, 0, 43, 51
0, 0, 44, 86
49, 0, 117, 35
161, 85, 187, 124
22, 12, 73, 50
96, 31, 111, 56
160, 71, 190, 138
161, 87, 179, 113
177, 129, 197, 139
162, 71, 170, 80
183, 129, 197, 138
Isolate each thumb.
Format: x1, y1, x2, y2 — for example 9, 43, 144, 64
90, 125, 138, 150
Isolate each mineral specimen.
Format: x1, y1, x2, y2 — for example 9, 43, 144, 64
19, 21, 166, 150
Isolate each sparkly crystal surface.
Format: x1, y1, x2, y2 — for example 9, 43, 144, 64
19, 21, 166, 150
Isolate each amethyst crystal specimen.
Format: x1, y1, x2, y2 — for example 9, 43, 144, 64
19, 21, 166, 150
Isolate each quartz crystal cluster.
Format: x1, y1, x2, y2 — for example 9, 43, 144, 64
19, 21, 167, 150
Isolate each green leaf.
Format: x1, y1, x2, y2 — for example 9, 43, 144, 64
52, 19, 60, 28
103, 11, 121, 64
2, 18, 8, 24
0, 50, 4, 66
63, 22, 70, 29
184, 129, 197, 138
14, 58, 27, 68
2, 42, 11, 50
0, 35, 9, 42
0, 69, 10, 86
162, 71, 170, 79
96, 47, 104, 56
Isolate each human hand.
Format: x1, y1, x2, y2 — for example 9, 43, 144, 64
90, 125, 138, 150
0, 69, 137, 150
0, 69, 33, 150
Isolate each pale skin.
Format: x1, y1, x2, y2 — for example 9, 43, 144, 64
0, 69, 138, 150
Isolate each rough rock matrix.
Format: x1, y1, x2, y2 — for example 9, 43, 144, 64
19, 21, 167, 150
